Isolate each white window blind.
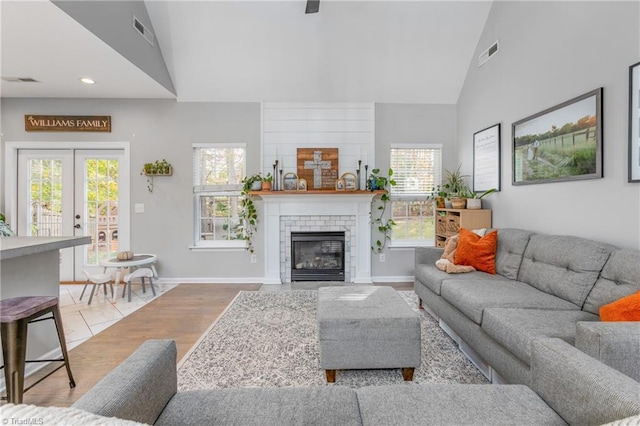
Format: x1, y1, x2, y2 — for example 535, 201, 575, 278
390, 145, 442, 199
193, 143, 246, 192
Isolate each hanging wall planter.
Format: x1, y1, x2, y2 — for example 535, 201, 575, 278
141, 159, 173, 192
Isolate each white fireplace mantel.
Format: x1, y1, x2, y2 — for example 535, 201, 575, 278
253, 191, 381, 284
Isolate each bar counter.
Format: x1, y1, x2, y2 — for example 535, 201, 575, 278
0, 236, 91, 385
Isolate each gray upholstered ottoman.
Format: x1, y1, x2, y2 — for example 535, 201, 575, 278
317, 286, 421, 383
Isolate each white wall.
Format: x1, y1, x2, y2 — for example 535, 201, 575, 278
457, 1, 640, 249
262, 102, 374, 185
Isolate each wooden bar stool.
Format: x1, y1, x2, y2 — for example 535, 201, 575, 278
0, 296, 75, 403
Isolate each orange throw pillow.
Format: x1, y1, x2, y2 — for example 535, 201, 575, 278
454, 228, 498, 274
599, 291, 640, 321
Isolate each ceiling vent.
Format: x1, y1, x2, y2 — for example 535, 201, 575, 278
305, 0, 320, 14
133, 16, 154, 46
478, 40, 499, 67
1, 77, 40, 83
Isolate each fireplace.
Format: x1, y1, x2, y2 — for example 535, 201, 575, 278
291, 232, 345, 281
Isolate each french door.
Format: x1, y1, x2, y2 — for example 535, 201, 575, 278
16, 148, 129, 281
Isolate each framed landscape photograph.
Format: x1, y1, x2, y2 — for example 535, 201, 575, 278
473, 123, 501, 192
512, 88, 603, 185
629, 62, 640, 182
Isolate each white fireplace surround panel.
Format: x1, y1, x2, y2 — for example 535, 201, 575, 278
282, 216, 355, 283
259, 193, 378, 284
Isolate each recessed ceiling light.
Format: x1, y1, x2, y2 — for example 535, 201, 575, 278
80, 77, 96, 85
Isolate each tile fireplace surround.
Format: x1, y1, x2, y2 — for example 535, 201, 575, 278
254, 191, 380, 284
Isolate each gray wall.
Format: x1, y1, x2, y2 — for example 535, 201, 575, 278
53, 1, 175, 95
457, 1, 640, 249
1, 99, 452, 281
373, 103, 457, 279
1, 99, 262, 279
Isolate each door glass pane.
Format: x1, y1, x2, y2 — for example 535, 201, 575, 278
28, 159, 63, 236
84, 158, 119, 265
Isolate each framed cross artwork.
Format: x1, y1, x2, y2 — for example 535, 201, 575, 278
297, 148, 339, 190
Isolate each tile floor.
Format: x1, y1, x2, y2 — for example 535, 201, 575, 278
59, 281, 177, 350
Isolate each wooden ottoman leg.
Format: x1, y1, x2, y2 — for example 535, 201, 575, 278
325, 370, 336, 383
402, 368, 415, 381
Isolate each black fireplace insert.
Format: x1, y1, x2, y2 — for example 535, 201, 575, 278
291, 231, 345, 281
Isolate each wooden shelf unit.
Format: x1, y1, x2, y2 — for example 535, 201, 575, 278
435, 208, 492, 248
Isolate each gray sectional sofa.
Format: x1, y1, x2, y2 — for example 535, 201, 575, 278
414, 228, 640, 386
70, 338, 639, 425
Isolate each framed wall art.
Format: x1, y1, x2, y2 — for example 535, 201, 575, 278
298, 178, 308, 191
629, 61, 640, 182
473, 123, 501, 192
296, 148, 339, 190
512, 88, 603, 185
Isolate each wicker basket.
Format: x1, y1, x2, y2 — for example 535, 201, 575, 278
450, 197, 467, 209
447, 215, 461, 234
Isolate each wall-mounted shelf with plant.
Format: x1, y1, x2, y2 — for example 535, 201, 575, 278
367, 168, 396, 253
142, 159, 173, 176
141, 159, 173, 192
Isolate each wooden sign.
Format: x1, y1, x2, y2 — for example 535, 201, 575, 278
297, 148, 339, 190
25, 115, 111, 132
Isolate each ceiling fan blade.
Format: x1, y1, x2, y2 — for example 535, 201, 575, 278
305, 0, 320, 14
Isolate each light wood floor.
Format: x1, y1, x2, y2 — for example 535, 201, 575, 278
18, 282, 412, 407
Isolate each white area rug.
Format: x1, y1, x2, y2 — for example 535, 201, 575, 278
177, 290, 489, 390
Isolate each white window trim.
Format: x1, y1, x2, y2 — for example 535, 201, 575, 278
192, 143, 247, 250
388, 143, 442, 248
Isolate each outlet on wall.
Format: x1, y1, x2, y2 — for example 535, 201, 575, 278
379, 253, 385, 262
251, 254, 257, 263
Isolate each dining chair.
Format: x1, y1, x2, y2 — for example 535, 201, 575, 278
80, 270, 114, 305
122, 268, 156, 302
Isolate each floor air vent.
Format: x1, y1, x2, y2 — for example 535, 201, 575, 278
133, 16, 154, 46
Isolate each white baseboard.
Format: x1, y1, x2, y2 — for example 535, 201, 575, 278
372, 275, 414, 283
159, 277, 265, 284
159, 276, 416, 285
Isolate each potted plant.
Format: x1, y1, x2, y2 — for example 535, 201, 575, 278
427, 184, 448, 209
465, 188, 498, 210
243, 173, 263, 191
367, 168, 397, 252
0, 212, 15, 236
443, 165, 469, 209
261, 173, 273, 191
239, 174, 263, 253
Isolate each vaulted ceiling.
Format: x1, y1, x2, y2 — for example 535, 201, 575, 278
1, 0, 493, 103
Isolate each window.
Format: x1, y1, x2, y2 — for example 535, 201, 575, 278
389, 144, 442, 246
193, 144, 246, 249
